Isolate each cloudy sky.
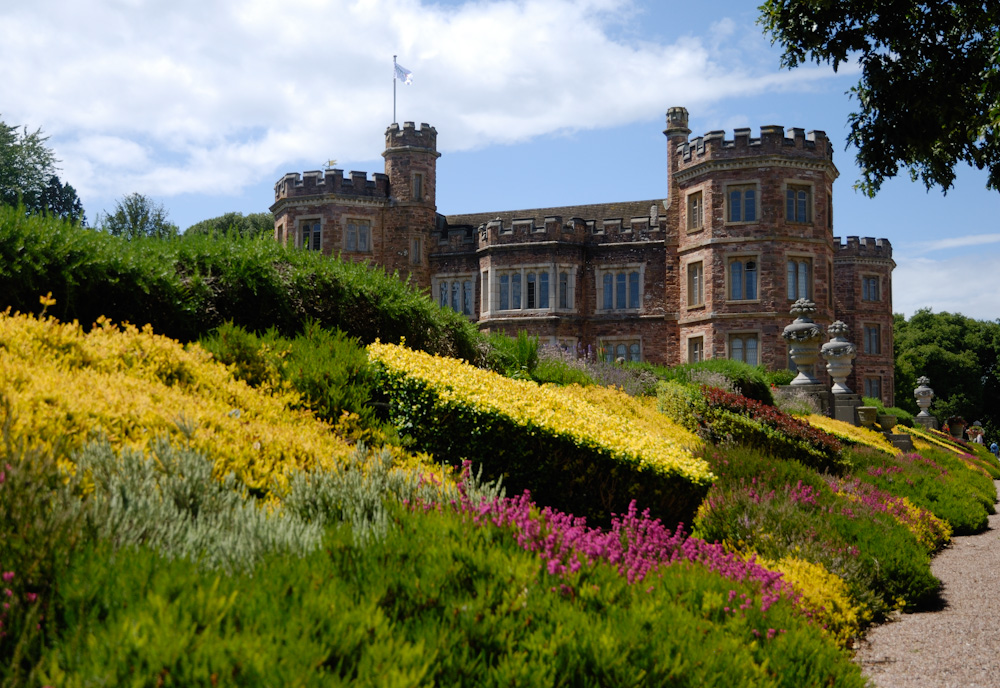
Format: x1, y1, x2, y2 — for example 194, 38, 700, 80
3, 0, 999, 321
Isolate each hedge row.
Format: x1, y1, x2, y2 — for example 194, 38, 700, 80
368, 341, 712, 528
0, 206, 481, 359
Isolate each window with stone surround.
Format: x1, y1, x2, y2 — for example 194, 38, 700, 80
786, 184, 812, 223
864, 324, 881, 355
299, 219, 321, 251
559, 271, 569, 309
345, 219, 371, 252
862, 275, 881, 301
786, 258, 812, 300
687, 190, 704, 231
726, 184, 757, 223
599, 338, 641, 363
728, 257, 758, 301
496, 266, 554, 312
729, 333, 759, 365
864, 377, 881, 400
597, 265, 642, 312
687, 261, 704, 307
410, 237, 422, 265
688, 336, 704, 363
435, 275, 475, 316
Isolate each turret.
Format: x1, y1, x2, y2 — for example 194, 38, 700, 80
383, 122, 440, 206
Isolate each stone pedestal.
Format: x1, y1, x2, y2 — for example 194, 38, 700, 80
832, 393, 862, 425
887, 433, 915, 452
915, 415, 939, 431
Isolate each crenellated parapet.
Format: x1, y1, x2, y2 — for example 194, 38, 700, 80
385, 121, 439, 155
273, 169, 390, 202
675, 124, 833, 173
834, 236, 894, 261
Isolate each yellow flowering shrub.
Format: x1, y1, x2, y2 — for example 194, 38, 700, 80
368, 342, 709, 482
759, 555, 867, 648
368, 341, 712, 526
0, 309, 357, 492
805, 414, 900, 456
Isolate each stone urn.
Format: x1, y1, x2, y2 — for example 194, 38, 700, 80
857, 406, 878, 428
878, 414, 897, 431
820, 321, 856, 394
914, 376, 934, 418
782, 299, 824, 386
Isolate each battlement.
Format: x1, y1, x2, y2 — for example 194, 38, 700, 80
273, 169, 390, 202
834, 236, 893, 259
675, 124, 832, 169
385, 121, 438, 153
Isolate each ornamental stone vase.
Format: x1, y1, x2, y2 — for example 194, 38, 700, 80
820, 321, 856, 394
914, 376, 934, 418
782, 299, 824, 386
857, 406, 877, 427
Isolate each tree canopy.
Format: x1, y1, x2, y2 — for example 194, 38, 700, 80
0, 116, 85, 223
183, 211, 274, 239
759, 0, 1000, 196
894, 309, 1000, 440
96, 192, 178, 240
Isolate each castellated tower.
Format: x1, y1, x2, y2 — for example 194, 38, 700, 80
382, 122, 440, 288
834, 236, 895, 402
269, 122, 440, 290
667, 109, 841, 374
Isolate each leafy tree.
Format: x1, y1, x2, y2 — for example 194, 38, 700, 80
759, 0, 1000, 196
0, 116, 85, 222
40, 174, 86, 225
894, 310, 1000, 439
183, 211, 274, 239
96, 192, 178, 240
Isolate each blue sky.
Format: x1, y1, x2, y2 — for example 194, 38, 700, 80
2, 0, 998, 320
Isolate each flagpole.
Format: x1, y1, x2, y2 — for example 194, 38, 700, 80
393, 55, 397, 124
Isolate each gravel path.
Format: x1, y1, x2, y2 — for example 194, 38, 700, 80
854, 479, 1000, 687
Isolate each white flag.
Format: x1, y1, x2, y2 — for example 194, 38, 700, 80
394, 62, 413, 85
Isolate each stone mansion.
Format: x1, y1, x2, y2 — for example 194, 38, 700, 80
271, 107, 896, 405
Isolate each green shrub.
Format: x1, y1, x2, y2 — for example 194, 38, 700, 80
0, 206, 483, 360
861, 397, 916, 427
657, 382, 847, 474
657, 359, 775, 405
40, 507, 867, 688
201, 321, 393, 441
483, 330, 539, 377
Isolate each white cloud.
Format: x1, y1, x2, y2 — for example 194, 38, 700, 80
894, 255, 1000, 321
908, 233, 1000, 254
0, 0, 838, 208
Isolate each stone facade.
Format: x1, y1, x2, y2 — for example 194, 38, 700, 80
270, 109, 897, 405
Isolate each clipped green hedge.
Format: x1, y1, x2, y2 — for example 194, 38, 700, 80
369, 342, 712, 529
0, 206, 482, 359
